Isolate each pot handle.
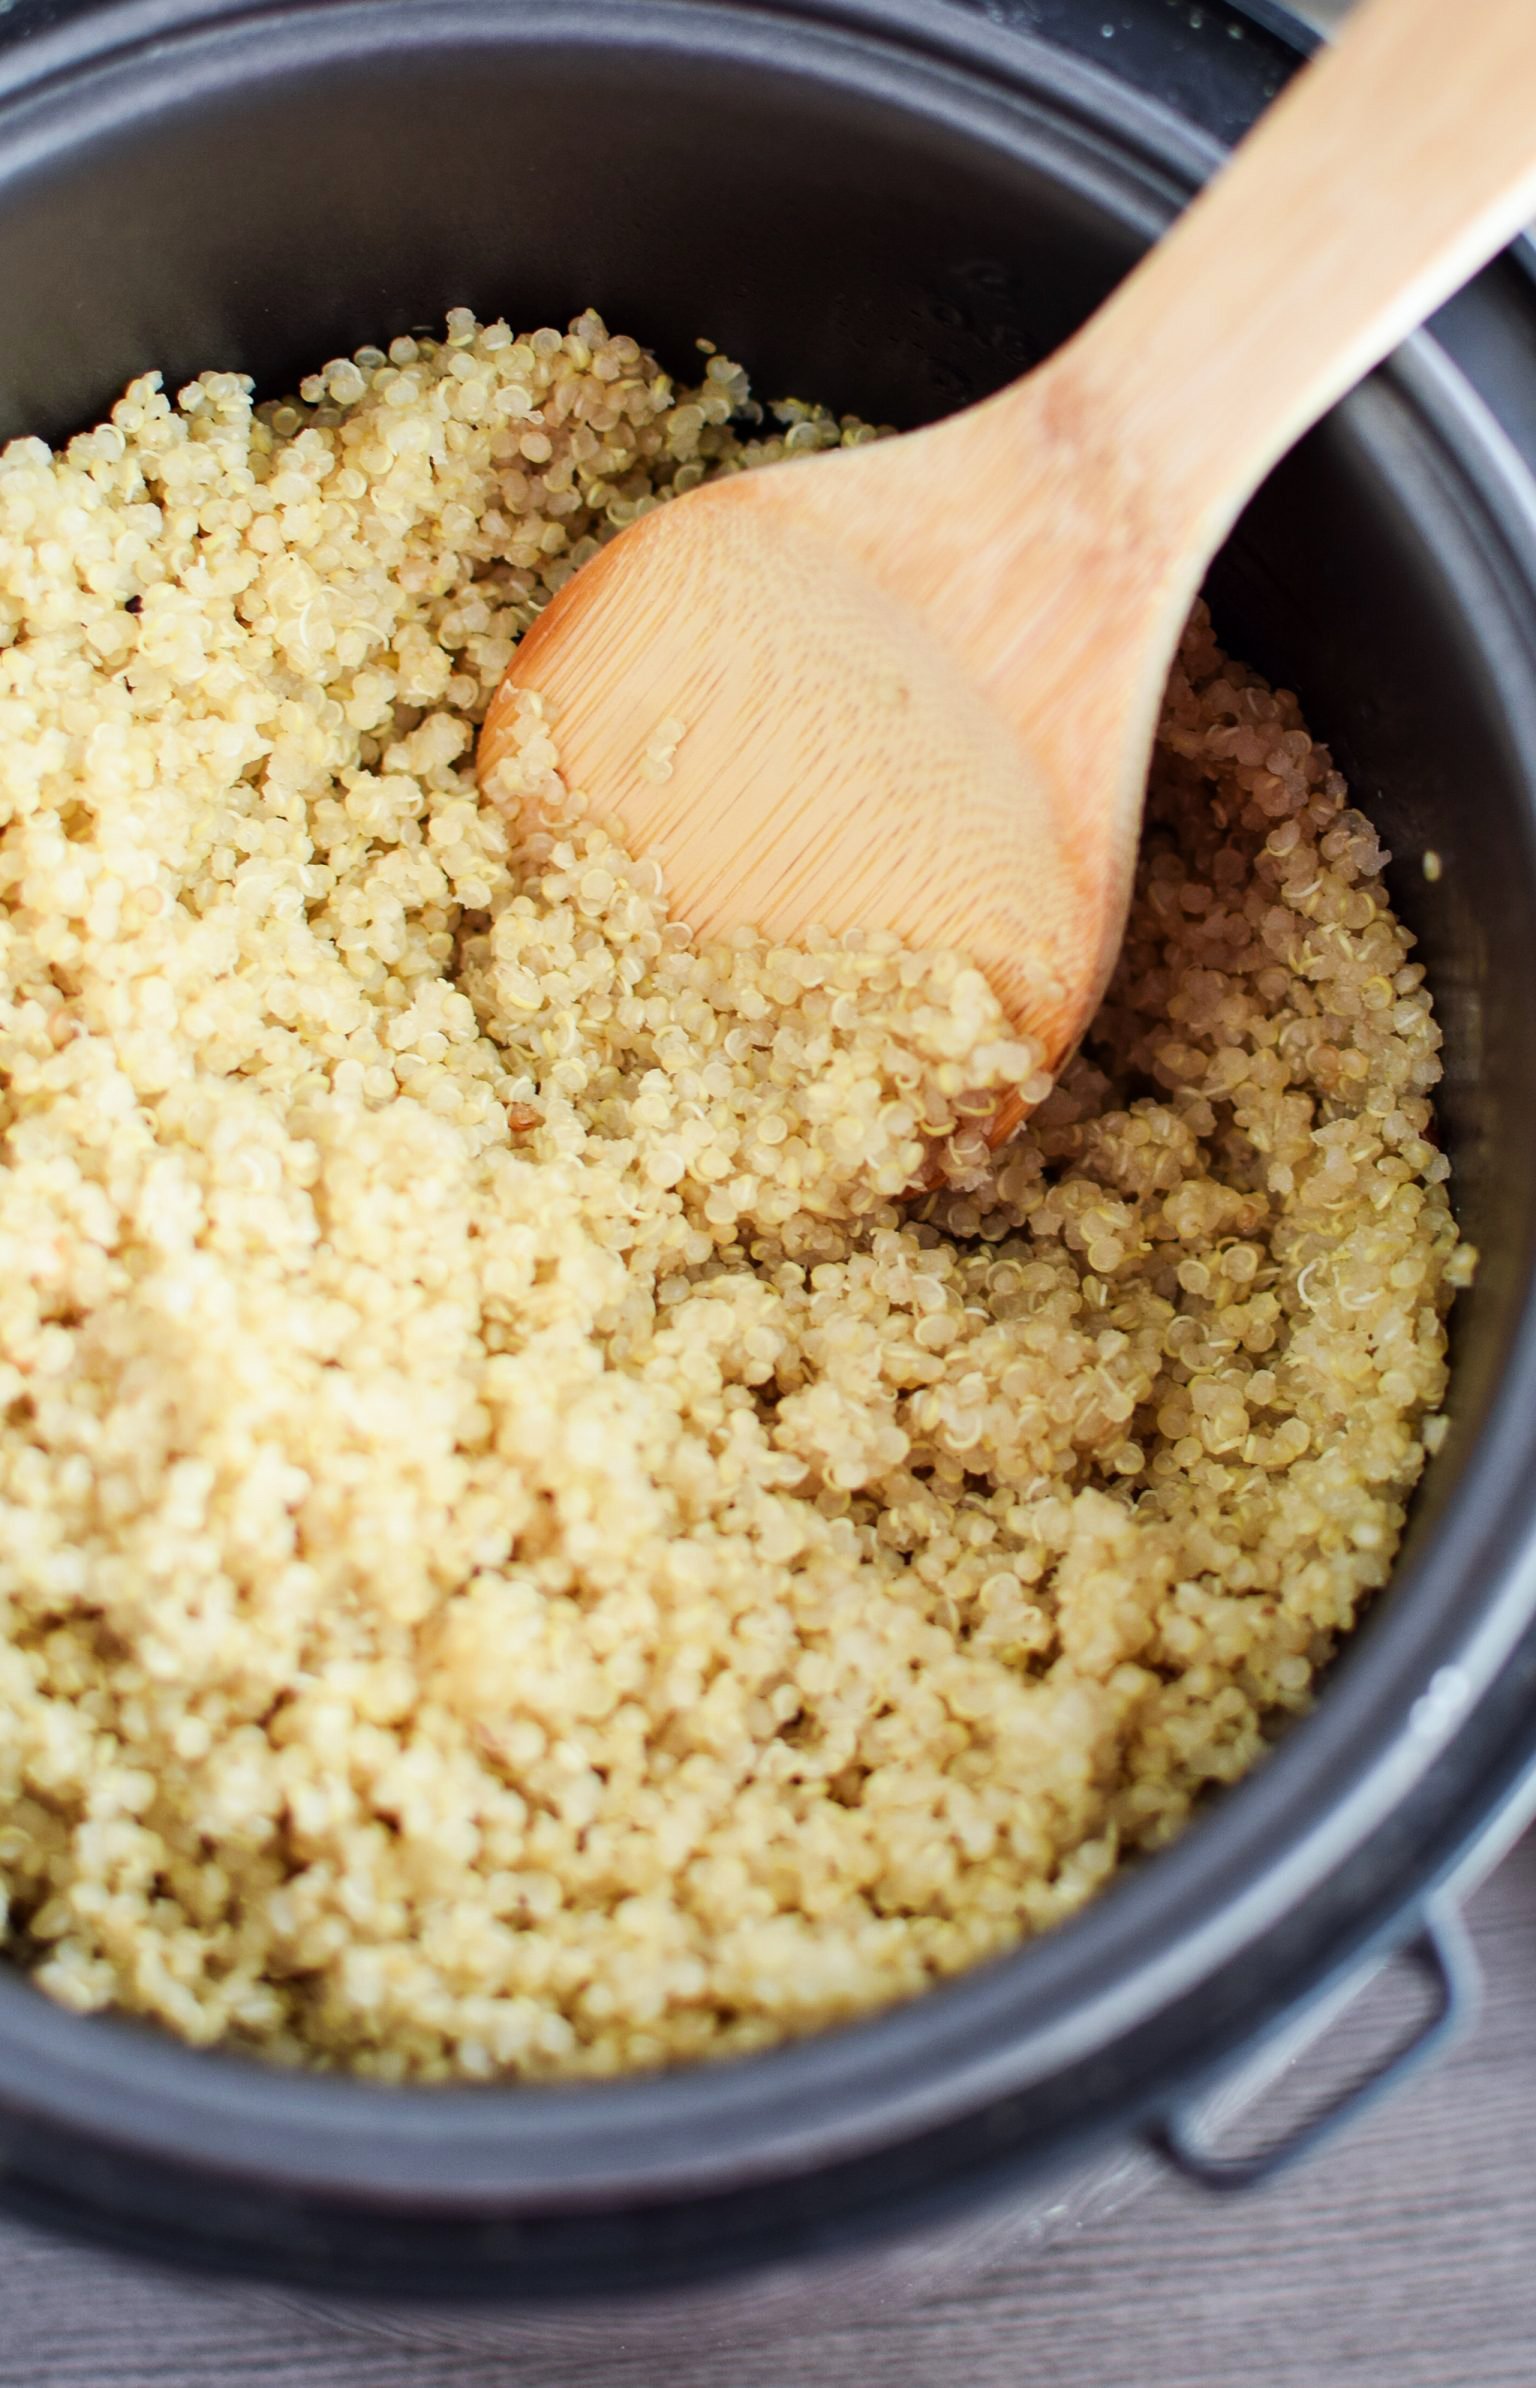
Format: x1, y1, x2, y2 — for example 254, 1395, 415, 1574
1145, 1896, 1479, 2193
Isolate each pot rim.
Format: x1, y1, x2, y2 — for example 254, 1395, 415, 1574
0, 0, 1534, 2220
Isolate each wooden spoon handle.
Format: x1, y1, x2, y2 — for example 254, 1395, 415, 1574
1053, 0, 1536, 554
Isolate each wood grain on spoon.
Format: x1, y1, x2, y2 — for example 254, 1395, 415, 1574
482, 0, 1536, 1146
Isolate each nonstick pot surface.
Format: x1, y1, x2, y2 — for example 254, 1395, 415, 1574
0, 0, 1535, 2303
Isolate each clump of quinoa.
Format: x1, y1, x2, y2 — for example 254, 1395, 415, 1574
0, 312, 1465, 2080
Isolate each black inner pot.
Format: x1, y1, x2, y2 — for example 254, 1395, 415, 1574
1, 0, 1536, 2304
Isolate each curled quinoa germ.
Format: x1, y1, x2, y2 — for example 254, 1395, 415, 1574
0, 311, 1465, 2079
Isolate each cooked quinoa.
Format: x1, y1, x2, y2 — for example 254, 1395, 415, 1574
0, 311, 1465, 2080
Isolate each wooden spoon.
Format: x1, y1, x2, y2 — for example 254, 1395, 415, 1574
482, 0, 1536, 1142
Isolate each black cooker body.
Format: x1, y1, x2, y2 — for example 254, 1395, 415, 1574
0, 0, 1533, 2306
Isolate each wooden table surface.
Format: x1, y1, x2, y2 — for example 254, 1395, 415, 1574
1, 1823, 1532, 2388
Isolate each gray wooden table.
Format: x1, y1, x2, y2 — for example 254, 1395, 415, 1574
1, 1825, 1531, 2388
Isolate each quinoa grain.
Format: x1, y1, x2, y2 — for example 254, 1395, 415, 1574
0, 315, 1464, 2077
